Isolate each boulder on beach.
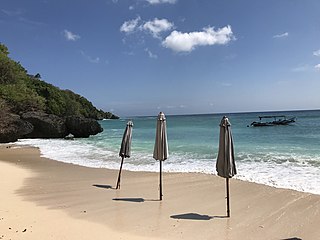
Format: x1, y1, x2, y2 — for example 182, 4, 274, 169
0, 113, 34, 143
0, 111, 104, 143
21, 111, 67, 138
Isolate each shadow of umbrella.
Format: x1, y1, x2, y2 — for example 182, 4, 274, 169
112, 198, 161, 202
170, 213, 213, 221
92, 184, 114, 189
281, 238, 302, 240
112, 198, 145, 203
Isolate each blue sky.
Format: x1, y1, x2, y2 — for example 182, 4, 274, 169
1, 0, 320, 116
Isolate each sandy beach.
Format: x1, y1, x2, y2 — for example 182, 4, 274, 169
1, 145, 320, 240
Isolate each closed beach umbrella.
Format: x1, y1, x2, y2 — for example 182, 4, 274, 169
216, 116, 237, 217
116, 120, 133, 189
153, 112, 168, 200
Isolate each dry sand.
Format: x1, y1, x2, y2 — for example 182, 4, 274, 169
0, 145, 320, 240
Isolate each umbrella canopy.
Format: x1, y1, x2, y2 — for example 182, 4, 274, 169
216, 116, 237, 217
119, 120, 134, 158
116, 120, 133, 189
216, 116, 237, 178
153, 112, 168, 200
153, 112, 168, 161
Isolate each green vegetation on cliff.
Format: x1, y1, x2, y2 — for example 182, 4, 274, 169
0, 43, 118, 120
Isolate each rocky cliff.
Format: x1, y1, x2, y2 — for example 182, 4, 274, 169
0, 110, 104, 143
0, 43, 117, 143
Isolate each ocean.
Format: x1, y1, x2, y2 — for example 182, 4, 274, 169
15, 110, 320, 195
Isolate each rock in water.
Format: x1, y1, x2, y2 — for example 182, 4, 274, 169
66, 116, 103, 138
64, 133, 74, 140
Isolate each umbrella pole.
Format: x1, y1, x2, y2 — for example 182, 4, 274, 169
226, 178, 230, 217
116, 156, 124, 189
159, 160, 163, 201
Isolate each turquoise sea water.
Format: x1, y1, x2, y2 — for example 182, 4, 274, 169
16, 110, 320, 194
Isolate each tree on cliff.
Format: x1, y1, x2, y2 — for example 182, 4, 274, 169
0, 43, 118, 120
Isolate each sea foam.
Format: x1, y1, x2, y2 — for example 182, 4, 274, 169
15, 137, 320, 195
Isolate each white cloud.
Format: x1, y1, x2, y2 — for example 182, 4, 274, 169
63, 30, 80, 41
166, 105, 175, 109
315, 64, 320, 71
142, 18, 174, 38
273, 32, 289, 38
19, 16, 45, 26
123, 51, 135, 56
129, 5, 134, 10
221, 82, 232, 87
145, 0, 177, 4
120, 16, 140, 34
89, 57, 100, 64
162, 25, 234, 52
120, 17, 173, 38
1, 9, 23, 16
313, 49, 320, 57
80, 50, 100, 63
145, 48, 158, 59
2, 9, 45, 26
291, 65, 309, 72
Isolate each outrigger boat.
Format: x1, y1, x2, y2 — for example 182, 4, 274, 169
250, 115, 296, 127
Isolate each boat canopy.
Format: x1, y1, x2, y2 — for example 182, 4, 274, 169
258, 115, 287, 120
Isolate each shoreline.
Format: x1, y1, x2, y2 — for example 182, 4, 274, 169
1, 144, 320, 239
10, 141, 320, 196
15, 135, 320, 196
